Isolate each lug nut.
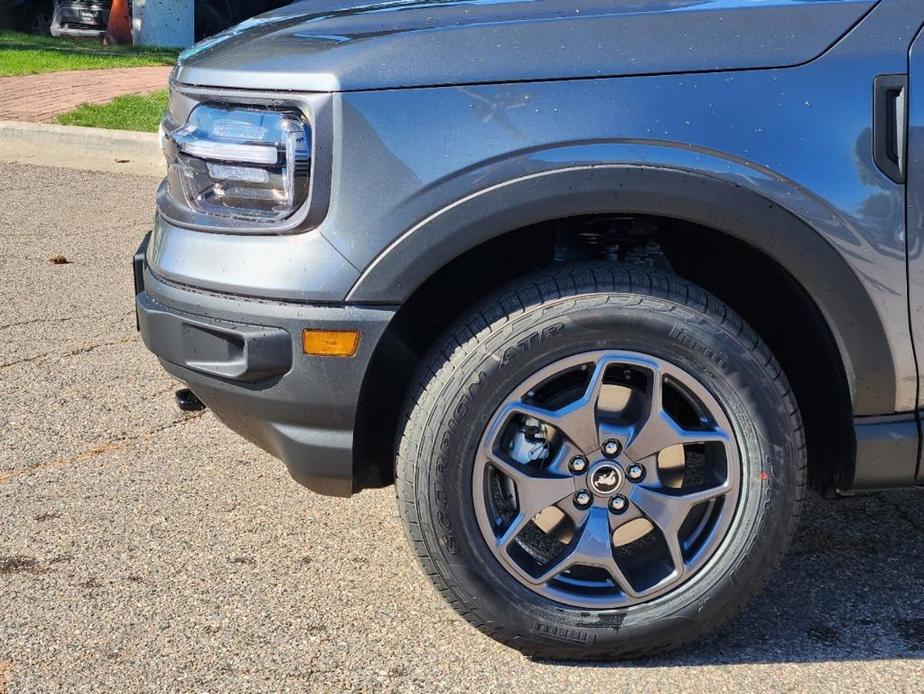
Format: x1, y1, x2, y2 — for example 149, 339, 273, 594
568, 456, 588, 474
602, 439, 621, 458
626, 463, 645, 481
609, 495, 628, 513
573, 490, 592, 508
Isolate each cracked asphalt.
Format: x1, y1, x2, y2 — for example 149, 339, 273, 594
1, 161, 923, 692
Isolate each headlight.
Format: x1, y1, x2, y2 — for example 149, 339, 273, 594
163, 104, 311, 223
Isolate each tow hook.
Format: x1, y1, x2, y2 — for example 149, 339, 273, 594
175, 388, 206, 412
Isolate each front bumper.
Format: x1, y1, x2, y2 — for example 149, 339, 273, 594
134, 235, 396, 497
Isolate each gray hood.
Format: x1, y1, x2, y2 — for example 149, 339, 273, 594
173, 0, 874, 92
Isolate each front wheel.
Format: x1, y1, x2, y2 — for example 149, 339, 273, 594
396, 263, 805, 659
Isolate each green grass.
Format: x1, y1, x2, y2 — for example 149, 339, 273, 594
55, 89, 168, 132
0, 30, 177, 77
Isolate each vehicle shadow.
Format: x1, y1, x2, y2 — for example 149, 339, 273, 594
539, 489, 924, 666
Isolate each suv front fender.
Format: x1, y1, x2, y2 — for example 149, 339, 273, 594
347, 158, 895, 416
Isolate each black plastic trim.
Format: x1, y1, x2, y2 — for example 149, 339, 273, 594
840, 414, 920, 492
133, 233, 149, 297
137, 292, 293, 382
133, 232, 150, 331
873, 74, 908, 184
349, 165, 897, 415
136, 267, 396, 497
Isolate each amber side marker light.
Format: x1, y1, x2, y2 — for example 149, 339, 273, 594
303, 329, 361, 357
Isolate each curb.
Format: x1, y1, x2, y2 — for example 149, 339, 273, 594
0, 120, 164, 177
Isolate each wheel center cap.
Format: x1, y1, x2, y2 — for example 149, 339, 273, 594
588, 463, 623, 496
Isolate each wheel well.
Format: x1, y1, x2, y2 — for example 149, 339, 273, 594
353, 214, 853, 494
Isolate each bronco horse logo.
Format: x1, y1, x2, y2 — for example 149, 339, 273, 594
591, 466, 621, 493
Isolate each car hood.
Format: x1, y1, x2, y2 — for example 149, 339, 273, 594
173, 0, 875, 93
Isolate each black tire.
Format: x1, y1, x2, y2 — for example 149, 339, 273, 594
395, 262, 806, 659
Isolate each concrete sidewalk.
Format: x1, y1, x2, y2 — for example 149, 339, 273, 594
0, 65, 172, 122
0, 120, 163, 176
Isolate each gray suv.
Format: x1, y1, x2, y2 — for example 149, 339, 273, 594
135, 0, 924, 659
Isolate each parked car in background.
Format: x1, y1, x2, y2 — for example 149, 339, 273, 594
0, 0, 288, 40
136, 0, 924, 660
0, 0, 113, 38
50, 0, 111, 39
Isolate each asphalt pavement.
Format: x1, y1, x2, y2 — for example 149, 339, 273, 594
1, 161, 923, 692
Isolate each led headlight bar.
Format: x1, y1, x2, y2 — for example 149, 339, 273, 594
162, 104, 311, 223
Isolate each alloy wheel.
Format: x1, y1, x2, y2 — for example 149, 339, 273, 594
473, 351, 742, 609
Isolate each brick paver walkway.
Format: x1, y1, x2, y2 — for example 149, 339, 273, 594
0, 65, 172, 122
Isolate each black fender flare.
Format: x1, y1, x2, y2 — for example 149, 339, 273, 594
347, 164, 895, 415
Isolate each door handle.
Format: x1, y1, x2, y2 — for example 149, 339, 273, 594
873, 74, 907, 184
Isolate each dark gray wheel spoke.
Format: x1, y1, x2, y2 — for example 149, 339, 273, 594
507, 356, 612, 454
544, 439, 584, 477
553, 497, 590, 528
626, 410, 730, 464
624, 364, 731, 461
545, 441, 589, 527
529, 507, 638, 597
486, 451, 576, 549
494, 510, 531, 550
629, 481, 732, 575
608, 502, 645, 530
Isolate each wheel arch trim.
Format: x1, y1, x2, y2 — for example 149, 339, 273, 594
347, 162, 895, 415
